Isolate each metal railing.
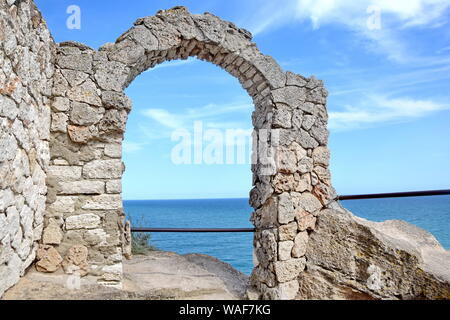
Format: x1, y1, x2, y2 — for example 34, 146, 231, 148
130, 189, 450, 233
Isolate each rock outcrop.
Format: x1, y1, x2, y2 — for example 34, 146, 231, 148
297, 204, 450, 300
2, 251, 249, 300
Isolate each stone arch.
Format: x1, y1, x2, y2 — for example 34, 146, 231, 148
46, 7, 332, 299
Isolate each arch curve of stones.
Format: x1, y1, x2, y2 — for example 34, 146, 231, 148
46, 7, 332, 298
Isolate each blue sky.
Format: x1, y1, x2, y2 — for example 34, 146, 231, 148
35, 0, 450, 199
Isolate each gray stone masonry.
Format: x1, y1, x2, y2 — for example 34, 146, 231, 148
1, 2, 448, 299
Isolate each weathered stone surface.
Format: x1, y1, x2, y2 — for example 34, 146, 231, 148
58, 181, 104, 195
292, 231, 308, 258
278, 241, 294, 261
293, 192, 322, 214
104, 143, 122, 158
62, 245, 89, 276
312, 146, 330, 167
296, 212, 316, 231
67, 79, 101, 106
81, 195, 122, 210
274, 258, 306, 283
299, 207, 450, 300
83, 159, 123, 179
0, 0, 54, 297
272, 86, 306, 109
56, 53, 92, 73
263, 280, 300, 300
67, 125, 96, 144
65, 214, 101, 230
101, 91, 132, 110
278, 222, 297, 241
46, 196, 75, 214
278, 193, 295, 224
94, 61, 129, 91
35, 245, 63, 273
42, 219, 63, 245
48, 165, 82, 180
70, 102, 104, 126
106, 180, 122, 194
51, 113, 68, 132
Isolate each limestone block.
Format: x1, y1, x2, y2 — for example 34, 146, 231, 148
312, 146, 330, 167
278, 222, 298, 241
106, 180, 122, 194
302, 115, 316, 130
296, 212, 316, 232
35, 245, 63, 273
271, 86, 306, 109
51, 97, 70, 112
65, 214, 101, 230
67, 125, 96, 144
56, 53, 92, 73
272, 105, 292, 129
274, 258, 306, 283
293, 192, 322, 214
70, 102, 104, 126
286, 72, 307, 87
98, 109, 128, 133
83, 228, 108, 246
263, 280, 300, 300
311, 124, 328, 145
0, 133, 18, 162
292, 231, 308, 258
42, 219, 63, 245
58, 180, 104, 195
101, 91, 132, 110
61, 69, 89, 87
62, 245, 89, 276
278, 241, 294, 261
83, 159, 123, 179
104, 143, 122, 158
278, 193, 295, 224
67, 79, 101, 106
81, 195, 122, 210
0, 188, 15, 212
48, 165, 82, 180
297, 129, 319, 149
46, 196, 75, 214
94, 60, 129, 92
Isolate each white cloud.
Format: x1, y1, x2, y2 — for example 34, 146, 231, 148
246, 0, 450, 63
249, 0, 450, 32
123, 141, 145, 153
142, 109, 184, 129
138, 102, 253, 144
142, 102, 253, 130
329, 95, 449, 130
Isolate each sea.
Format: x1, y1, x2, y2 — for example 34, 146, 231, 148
123, 196, 450, 275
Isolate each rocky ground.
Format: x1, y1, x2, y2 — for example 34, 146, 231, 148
2, 251, 249, 300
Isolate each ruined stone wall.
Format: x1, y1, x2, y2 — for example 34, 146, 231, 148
41, 7, 333, 296
2, 2, 447, 300
0, 0, 55, 296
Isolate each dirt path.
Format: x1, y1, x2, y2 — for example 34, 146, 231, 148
2, 251, 249, 300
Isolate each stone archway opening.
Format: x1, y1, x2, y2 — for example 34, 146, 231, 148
121, 56, 256, 275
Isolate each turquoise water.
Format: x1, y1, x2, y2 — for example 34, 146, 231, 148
123, 196, 450, 275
